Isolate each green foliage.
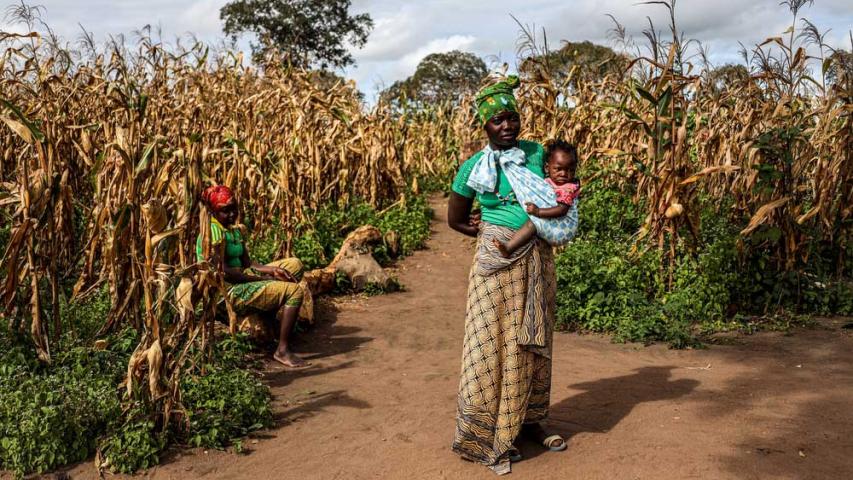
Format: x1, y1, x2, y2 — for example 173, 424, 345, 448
59, 286, 112, 340
1, 314, 273, 477
362, 278, 404, 297
99, 406, 165, 474
0, 329, 131, 477
290, 202, 369, 268
555, 237, 680, 345
220, 0, 373, 69
214, 332, 258, 368
376, 194, 433, 257
252, 193, 432, 270
574, 173, 643, 239
293, 194, 433, 270
100, 333, 272, 473
291, 230, 327, 270
704, 64, 750, 95
554, 179, 852, 348
331, 271, 353, 294
825, 48, 852, 88
521, 41, 629, 88
416, 173, 454, 196
181, 368, 272, 450
176, 333, 271, 450
555, 233, 733, 347
247, 223, 281, 266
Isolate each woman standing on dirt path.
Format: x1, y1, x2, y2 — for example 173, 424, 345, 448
197, 185, 309, 368
447, 76, 577, 475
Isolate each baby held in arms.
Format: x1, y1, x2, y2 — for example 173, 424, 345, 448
494, 140, 580, 257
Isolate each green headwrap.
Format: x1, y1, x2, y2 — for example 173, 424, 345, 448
475, 75, 520, 125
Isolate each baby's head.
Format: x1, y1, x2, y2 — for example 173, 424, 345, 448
545, 140, 578, 185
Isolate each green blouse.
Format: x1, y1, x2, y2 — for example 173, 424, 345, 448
196, 218, 245, 268
452, 140, 545, 230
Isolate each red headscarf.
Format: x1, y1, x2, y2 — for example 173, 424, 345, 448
201, 185, 235, 212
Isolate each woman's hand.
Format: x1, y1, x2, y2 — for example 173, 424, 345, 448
448, 192, 480, 237
525, 203, 541, 217
468, 209, 482, 229
272, 267, 298, 283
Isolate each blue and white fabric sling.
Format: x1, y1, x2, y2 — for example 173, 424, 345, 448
466, 144, 579, 245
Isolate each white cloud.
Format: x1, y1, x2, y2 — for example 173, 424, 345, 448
179, 0, 228, 37
356, 9, 425, 61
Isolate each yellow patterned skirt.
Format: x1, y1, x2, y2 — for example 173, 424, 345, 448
452, 228, 556, 475
228, 258, 305, 312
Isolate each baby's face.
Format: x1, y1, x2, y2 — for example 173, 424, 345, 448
546, 150, 576, 185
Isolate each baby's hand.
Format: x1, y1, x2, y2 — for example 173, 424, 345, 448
525, 203, 540, 216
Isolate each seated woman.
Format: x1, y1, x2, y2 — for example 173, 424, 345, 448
197, 185, 309, 368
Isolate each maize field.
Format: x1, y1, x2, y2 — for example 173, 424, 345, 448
0, 0, 851, 473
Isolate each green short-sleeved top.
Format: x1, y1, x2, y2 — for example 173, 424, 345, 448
452, 140, 545, 230
196, 218, 245, 268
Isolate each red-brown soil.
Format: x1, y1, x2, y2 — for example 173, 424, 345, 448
57, 196, 853, 479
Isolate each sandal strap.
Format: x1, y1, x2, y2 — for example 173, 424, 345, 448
543, 434, 564, 448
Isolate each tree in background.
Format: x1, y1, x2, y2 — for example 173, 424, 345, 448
380, 50, 487, 107
520, 40, 630, 88
220, 0, 373, 69
826, 49, 852, 92
704, 64, 751, 96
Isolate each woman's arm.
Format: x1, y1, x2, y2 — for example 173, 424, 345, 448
448, 192, 480, 237
224, 265, 269, 283
525, 203, 571, 219
210, 248, 269, 284
240, 242, 297, 282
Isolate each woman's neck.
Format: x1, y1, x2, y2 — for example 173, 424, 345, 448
489, 140, 519, 151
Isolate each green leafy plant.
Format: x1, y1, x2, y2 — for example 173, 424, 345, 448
0, 322, 274, 477
180, 368, 272, 450
98, 405, 165, 474
362, 277, 404, 297
554, 179, 850, 348
0, 329, 131, 477
58, 286, 112, 340
376, 195, 433, 257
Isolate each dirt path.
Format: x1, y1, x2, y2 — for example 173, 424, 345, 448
69, 196, 853, 480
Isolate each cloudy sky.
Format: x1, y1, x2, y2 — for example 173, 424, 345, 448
3, 0, 851, 98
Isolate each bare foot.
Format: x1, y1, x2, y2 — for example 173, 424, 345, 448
272, 350, 310, 369
492, 238, 512, 258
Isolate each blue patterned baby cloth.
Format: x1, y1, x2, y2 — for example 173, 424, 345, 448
466, 145, 579, 246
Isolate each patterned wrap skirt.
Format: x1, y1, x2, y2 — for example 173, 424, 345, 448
452, 224, 556, 475
228, 258, 305, 312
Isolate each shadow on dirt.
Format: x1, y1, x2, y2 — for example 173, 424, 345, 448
273, 389, 371, 426
701, 326, 853, 480
262, 299, 373, 429
519, 366, 699, 461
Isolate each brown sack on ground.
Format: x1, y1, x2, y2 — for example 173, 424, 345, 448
326, 225, 391, 291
